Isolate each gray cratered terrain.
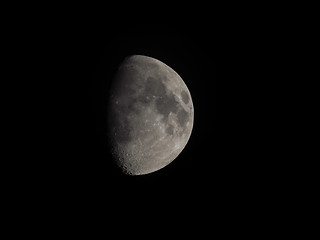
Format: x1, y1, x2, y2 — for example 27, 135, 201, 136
107, 55, 194, 175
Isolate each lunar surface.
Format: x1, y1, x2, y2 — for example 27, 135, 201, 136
107, 55, 194, 175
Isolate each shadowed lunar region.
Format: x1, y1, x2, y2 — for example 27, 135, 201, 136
107, 55, 194, 175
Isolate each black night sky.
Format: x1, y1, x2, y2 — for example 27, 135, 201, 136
10, 6, 295, 234
41, 20, 218, 205
10, 5, 296, 234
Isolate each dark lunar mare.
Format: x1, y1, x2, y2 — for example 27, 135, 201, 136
134, 75, 181, 123
138, 73, 190, 136
108, 63, 191, 145
177, 108, 189, 128
181, 90, 190, 104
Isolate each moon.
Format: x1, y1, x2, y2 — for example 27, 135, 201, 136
107, 55, 194, 175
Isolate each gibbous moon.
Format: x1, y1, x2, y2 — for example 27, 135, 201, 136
107, 55, 194, 175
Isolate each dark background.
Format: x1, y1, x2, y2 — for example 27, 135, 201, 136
7, 5, 302, 235
9, 7, 298, 235
21, 15, 281, 219
25, 9, 291, 227
37, 21, 218, 209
